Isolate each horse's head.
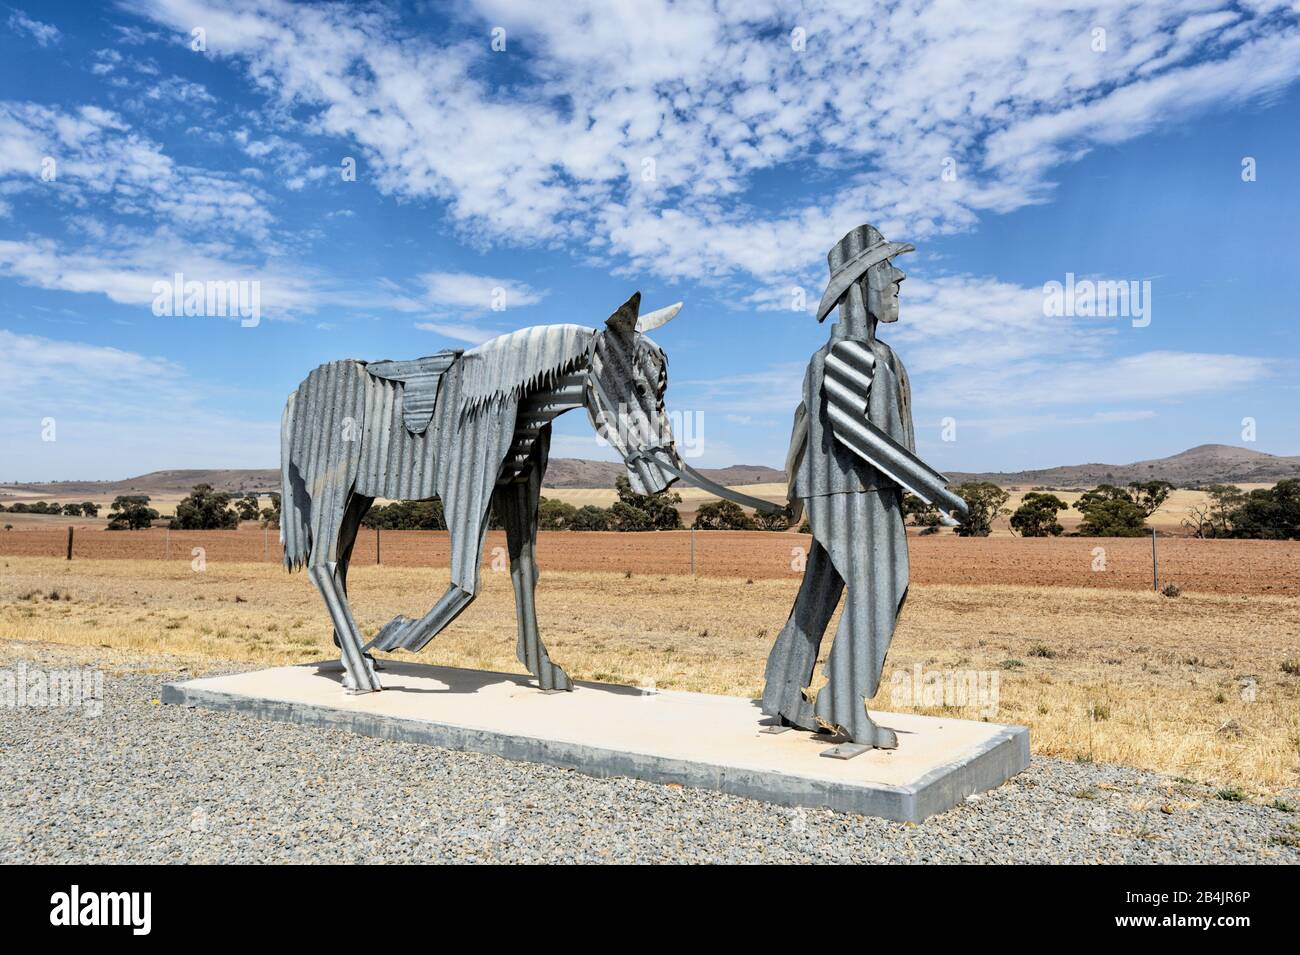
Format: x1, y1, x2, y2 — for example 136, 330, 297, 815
586, 292, 683, 495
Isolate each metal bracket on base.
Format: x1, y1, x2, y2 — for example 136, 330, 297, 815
820, 742, 873, 760
539, 688, 567, 695
760, 718, 792, 735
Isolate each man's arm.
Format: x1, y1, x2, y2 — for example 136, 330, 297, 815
824, 340, 967, 519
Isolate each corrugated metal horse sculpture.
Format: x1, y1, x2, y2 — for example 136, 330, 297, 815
280, 293, 686, 694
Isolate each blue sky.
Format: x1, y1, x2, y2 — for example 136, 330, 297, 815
2, 0, 1298, 483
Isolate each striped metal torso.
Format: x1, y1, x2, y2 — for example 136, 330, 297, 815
790, 332, 915, 500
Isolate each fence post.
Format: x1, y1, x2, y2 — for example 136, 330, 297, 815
165, 527, 170, 561
376, 525, 381, 565
65, 525, 73, 561
263, 525, 269, 561
690, 527, 695, 576
1151, 528, 1158, 591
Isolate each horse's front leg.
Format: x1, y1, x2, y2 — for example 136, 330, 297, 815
367, 493, 489, 654
493, 472, 572, 692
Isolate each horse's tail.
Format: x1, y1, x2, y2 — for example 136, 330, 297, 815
280, 389, 311, 572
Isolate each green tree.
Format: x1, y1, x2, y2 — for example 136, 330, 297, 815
1076, 497, 1148, 536
953, 482, 1010, 537
81, 501, 99, 518
1183, 484, 1243, 538
236, 494, 261, 521
608, 500, 651, 532
692, 499, 756, 530
170, 484, 239, 530
259, 492, 281, 528
1229, 479, 1300, 539
613, 475, 682, 530
61, 503, 84, 517
570, 505, 611, 531
901, 492, 940, 528
106, 495, 159, 530
537, 497, 578, 530
1074, 484, 1131, 512
1126, 480, 1175, 516
753, 507, 790, 531
1009, 492, 1068, 537
361, 499, 446, 530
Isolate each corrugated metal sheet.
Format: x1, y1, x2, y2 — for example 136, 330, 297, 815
790, 336, 913, 499
759, 491, 908, 742
494, 426, 572, 691
365, 351, 460, 434
762, 224, 946, 748
279, 323, 604, 691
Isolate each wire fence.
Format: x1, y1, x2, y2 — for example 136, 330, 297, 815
1, 524, 1296, 594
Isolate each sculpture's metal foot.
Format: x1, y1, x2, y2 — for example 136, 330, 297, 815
367, 615, 415, 652
820, 742, 873, 760
760, 716, 792, 735
818, 722, 898, 756
340, 655, 381, 695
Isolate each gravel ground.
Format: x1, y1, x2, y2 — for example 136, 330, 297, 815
1, 650, 1297, 864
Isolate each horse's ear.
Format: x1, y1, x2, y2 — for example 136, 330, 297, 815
605, 292, 640, 338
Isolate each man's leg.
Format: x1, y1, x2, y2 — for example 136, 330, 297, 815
760, 538, 844, 731
809, 490, 908, 748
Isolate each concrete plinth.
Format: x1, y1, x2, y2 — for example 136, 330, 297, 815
162, 661, 1029, 823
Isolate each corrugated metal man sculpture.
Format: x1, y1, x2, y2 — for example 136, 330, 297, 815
761, 225, 969, 754
281, 293, 686, 694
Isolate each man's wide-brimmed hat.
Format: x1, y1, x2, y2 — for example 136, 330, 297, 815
815, 230, 915, 323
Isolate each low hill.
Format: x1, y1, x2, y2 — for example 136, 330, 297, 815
946, 444, 1300, 489
541, 459, 785, 488
0, 462, 786, 500
0, 469, 280, 501
3, 445, 1296, 502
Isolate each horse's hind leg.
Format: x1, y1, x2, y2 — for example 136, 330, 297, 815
323, 492, 383, 671
331, 492, 371, 642
493, 462, 571, 691
309, 559, 381, 693
308, 492, 381, 694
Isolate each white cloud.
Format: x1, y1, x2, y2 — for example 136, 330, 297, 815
8, 11, 60, 47
883, 273, 1269, 411
949, 350, 1269, 408
0, 101, 274, 239
420, 271, 545, 311
414, 321, 497, 345
121, 0, 1300, 286
0, 231, 323, 318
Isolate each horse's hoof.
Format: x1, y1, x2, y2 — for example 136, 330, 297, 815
371, 615, 412, 652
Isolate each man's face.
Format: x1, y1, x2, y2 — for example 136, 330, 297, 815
866, 260, 906, 324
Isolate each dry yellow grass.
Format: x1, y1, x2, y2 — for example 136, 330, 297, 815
2, 555, 1297, 793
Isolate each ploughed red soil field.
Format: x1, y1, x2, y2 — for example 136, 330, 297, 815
1, 526, 1296, 595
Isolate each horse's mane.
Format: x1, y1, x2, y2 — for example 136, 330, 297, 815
457, 323, 595, 416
